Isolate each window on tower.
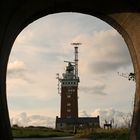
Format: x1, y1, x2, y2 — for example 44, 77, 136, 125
67, 109, 71, 112
68, 89, 75, 93
67, 103, 71, 106
67, 95, 71, 98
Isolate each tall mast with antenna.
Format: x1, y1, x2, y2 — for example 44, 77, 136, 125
71, 43, 81, 80
56, 73, 60, 94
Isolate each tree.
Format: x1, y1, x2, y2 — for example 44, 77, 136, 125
118, 72, 135, 82
128, 73, 135, 81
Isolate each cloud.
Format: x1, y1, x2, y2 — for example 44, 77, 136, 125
79, 84, 107, 96
91, 108, 132, 128
13, 14, 132, 76
75, 29, 132, 75
7, 60, 29, 81
7, 13, 134, 127
80, 110, 90, 117
10, 109, 132, 128
10, 112, 55, 128
79, 108, 132, 128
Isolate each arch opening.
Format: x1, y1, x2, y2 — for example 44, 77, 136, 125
7, 12, 135, 133
0, 2, 139, 139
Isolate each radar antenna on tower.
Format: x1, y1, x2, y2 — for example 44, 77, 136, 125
71, 43, 82, 80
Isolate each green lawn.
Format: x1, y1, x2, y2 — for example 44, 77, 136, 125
75, 128, 130, 140
12, 126, 130, 140
12, 127, 73, 138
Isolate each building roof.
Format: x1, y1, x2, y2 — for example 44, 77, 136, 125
56, 116, 100, 125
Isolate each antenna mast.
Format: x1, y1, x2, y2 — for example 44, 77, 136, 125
71, 43, 81, 79
56, 73, 61, 94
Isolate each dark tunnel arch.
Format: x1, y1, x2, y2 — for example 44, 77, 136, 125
0, 1, 139, 140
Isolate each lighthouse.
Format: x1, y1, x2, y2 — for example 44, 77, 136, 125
60, 47, 79, 119
56, 44, 100, 129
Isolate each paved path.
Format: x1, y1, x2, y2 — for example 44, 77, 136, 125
14, 136, 90, 140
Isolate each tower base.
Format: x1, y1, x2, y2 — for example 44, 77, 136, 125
55, 116, 100, 130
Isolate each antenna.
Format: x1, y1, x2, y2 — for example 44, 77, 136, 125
64, 61, 75, 64
71, 43, 81, 79
56, 73, 61, 94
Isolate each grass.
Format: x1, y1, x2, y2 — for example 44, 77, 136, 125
12, 126, 130, 139
12, 127, 73, 138
75, 128, 130, 140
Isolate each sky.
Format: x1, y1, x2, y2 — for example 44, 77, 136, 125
7, 12, 135, 128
